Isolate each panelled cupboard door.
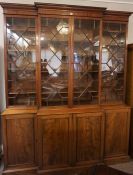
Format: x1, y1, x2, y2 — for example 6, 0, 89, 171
3, 114, 35, 168
37, 114, 71, 170
104, 109, 130, 158
73, 112, 104, 165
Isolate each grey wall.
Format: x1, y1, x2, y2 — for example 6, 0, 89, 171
0, 6, 5, 112
0, 0, 133, 111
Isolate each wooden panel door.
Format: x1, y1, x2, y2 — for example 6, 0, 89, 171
3, 114, 36, 168
104, 108, 130, 160
73, 112, 104, 165
37, 114, 71, 170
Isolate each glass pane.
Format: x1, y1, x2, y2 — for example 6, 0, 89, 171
101, 23, 126, 103
41, 17, 69, 106
73, 19, 100, 105
6, 17, 36, 106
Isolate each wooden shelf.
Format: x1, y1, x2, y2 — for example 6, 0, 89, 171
7, 26, 35, 31
74, 70, 99, 73
8, 49, 36, 52
8, 92, 36, 95
41, 70, 68, 73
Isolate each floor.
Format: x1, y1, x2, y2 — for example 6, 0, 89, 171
110, 161, 133, 174
0, 161, 2, 175
0, 161, 133, 174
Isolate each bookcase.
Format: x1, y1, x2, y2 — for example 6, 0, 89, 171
0, 2, 131, 175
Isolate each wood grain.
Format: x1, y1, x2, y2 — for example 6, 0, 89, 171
0, 2, 132, 174
104, 109, 130, 158
73, 113, 103, 165
126, 44, 133, 158
38, 114, 71, 170
4, 114, 35, 167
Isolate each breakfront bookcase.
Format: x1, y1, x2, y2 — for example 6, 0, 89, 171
0, 2, 132, 175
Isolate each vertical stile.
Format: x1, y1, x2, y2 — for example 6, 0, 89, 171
68, 16, 74, 107
36, 15, 42, 107
4, 15, 9, 107
99, 19, 103, 105
124, 23, 129, 103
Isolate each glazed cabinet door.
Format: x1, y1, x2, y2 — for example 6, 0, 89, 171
6, 16, 37, 106
3, 114, 36, 168
40, 16, 70, 106
73, 112, 104, 165
37, 114, 71, 170
101, 22, 127, 104
73, 18, 100, 105
104, 108, 130, 162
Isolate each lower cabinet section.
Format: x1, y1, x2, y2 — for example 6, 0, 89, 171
104, 108, 130, 163
2, 106, 131, 174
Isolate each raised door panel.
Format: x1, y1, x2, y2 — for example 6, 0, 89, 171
74, 112, 104, 165
104, 109, 130, 158
38, 114, 71, 170
4, 114, 35, 167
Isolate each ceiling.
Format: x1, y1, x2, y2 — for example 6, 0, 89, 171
1, 0, 133, 12
1, 0, 133, 5
91, 0, 133, 4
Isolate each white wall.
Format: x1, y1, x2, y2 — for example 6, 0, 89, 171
0, 5, 5, 112
0, 0, 133, 111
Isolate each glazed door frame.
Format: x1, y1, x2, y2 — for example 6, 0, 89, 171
4, 14, 38, 107
37, 14, 73, 107
72, 17, 102, 106
101, 20, 128, 105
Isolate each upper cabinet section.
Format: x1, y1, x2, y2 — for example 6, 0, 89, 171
0, 2, 131, 107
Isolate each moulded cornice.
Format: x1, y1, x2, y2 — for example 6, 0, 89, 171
0, 2, 132, 19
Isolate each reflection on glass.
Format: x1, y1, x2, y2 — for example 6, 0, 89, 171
7, 17, 36, 106
41, 17, 69, 106
73, 19, 100, 105
56, 20, 69, 35
101, 23, 126, 103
